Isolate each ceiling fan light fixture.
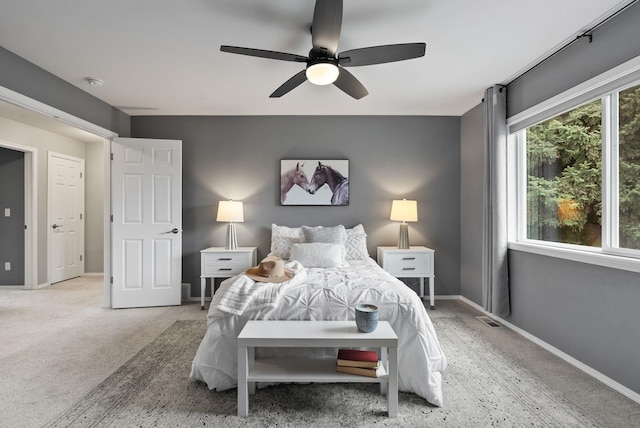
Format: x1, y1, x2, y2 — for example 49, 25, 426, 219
306, 62, 339, 85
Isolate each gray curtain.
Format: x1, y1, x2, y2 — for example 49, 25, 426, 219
482, 85, 510, 316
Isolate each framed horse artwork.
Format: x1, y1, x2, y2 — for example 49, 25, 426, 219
280, 159, 349, 206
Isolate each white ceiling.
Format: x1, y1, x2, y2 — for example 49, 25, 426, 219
0, 0, 633, 117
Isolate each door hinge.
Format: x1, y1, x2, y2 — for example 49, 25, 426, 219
80, 213, 83, 220
111, 153, 114, 161
80, 172, 83, 179
111, 214, 113, 222
110, 276, 113, 284
80, 255, 83, 261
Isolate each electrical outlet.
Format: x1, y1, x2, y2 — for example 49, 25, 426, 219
4, 262, 10, 271
4, 208, 9, 217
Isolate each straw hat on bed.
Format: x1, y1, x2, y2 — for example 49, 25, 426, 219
245, 256, 294, 283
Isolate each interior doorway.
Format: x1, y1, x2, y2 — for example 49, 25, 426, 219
0, 139, 37, 288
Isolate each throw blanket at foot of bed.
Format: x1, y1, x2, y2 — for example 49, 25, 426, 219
190, 258, 447, 407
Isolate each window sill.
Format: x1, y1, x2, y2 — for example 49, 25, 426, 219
508, 241, 640, 274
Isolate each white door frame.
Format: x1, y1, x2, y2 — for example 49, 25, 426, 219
0, 139, 37, 289
0, 86, 117, 304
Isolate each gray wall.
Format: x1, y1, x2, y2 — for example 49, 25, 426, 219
508, 251, 640, 396
0, 147, 25, 285
457, 2, 640, 396
460, 103, 484, 305
0, 46, 130, 136
508, 1, 640, 117
131, 116, 461, 298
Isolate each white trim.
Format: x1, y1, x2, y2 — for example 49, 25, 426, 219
508, 54, 640, 128
0, 86, 118, 139
0, 139, 38, 289
508, 241, 640, 273
31, 282, 51, 290
103, 139, 112, 308
457, 295, 640, 405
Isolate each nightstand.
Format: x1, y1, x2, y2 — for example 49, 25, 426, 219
377, 246, 435, 309
200, 246, 257, 310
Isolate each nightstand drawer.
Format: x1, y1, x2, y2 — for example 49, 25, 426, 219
203, 252, 253, 275
384, 252, 432, 275
202, 251, 253, 266
203, 264, 248, 276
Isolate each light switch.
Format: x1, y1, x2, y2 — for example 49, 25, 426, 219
4, 208, 9, 217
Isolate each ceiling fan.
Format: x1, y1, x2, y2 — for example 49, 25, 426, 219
220, 0, 426, 99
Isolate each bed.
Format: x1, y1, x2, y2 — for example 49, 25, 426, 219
190, 224, 447, 407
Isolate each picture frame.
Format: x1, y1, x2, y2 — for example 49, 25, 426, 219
280, 159, 349, 206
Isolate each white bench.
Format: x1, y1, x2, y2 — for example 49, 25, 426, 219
237, 320, 399, 417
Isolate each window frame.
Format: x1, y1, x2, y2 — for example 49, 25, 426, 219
507, 54, 640, 273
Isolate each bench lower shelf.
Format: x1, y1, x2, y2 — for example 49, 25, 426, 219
247, 357, 388, 383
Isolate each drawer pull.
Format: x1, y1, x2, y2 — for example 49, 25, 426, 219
402, 267, 416, 271
218, 268, 233, 271
402, 257, 416, 260
218, 257, 233, 261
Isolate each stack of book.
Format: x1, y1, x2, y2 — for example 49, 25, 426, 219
335, 349, 383, 378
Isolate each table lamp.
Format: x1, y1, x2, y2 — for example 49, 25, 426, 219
390, 199, 418, 249
216, 200, 244, 250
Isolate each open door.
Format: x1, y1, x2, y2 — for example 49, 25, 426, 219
111, 138, 182, 308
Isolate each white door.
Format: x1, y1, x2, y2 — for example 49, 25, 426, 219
48, 152, 85, 284
111, 138, 182, 308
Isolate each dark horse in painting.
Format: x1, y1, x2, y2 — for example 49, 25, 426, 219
307, 161, 349, 205
280, 162, 309, 204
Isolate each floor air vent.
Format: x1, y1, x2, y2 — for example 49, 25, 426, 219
475, 315, 502, 328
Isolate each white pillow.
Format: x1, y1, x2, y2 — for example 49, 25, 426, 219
345, 224, 369, 260
270, 224, 302, 259
290, 243, 347, 268
301, 225, 346, 245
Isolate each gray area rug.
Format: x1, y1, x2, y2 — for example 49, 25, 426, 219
44, 318, 601, 427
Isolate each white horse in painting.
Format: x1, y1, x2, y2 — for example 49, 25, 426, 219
307, 161, 349, 205
281, 162, 309, 204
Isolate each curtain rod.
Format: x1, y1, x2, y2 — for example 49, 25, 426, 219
504, 0, 639, 86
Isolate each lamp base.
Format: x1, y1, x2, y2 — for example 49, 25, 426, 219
398, 223, 410, 249
225, 223, 238, 250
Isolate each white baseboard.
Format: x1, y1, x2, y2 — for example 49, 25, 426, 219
28, 282, 51, 290
83, 272, 103, 277
454, 295, 640, 405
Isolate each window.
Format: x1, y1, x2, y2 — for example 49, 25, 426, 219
525, 99, 602, 247
617, 84, 640, 250
510, 64, 640, 268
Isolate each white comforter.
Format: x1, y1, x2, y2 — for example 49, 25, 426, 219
190, 258, 447, 406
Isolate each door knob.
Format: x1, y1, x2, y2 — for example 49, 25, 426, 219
162, 228, 181, 234
52, 224, 62, 229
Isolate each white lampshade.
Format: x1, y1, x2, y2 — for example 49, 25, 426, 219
306, 62, 339, 85
390, 199, 418, 223
216, 200, 244, 223
390, 199, 417, 249
217, 200, 243, 250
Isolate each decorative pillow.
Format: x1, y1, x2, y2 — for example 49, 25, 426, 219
301, 225, 346, 245
345, 224, 369, 260
290, 243, 347, 268
270, 224, 303, 259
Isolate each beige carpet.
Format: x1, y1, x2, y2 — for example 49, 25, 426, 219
43, 317, 611, 427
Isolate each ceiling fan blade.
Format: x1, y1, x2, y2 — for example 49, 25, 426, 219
338, 43, 426, 67
269, 70, 308, 98
221, 45, 308, 63
311, 0, 342, 55
333, 68, 368, 99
